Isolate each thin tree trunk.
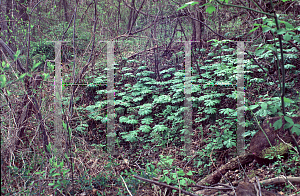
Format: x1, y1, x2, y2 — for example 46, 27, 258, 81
62, 0, 69, 22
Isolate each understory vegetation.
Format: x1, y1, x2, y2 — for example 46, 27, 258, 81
1, 0, 300, 195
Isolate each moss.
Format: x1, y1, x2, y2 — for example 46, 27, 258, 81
261, 142, 292, 159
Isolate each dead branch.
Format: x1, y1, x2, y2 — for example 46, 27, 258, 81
197, 154, 255, 186
260, 176, 300, 185
132, 175, 199, 196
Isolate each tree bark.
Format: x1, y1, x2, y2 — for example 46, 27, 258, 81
17, 0, 29, 24
191, 7, 204, 48
62, 0, 69, 22
0, 0, 9, 42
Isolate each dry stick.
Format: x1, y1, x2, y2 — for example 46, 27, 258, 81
120, 175, 133, 196
132, 175, 199, 196
256, 177, 262, 196
253, 181, 259, 196
175, 168, 182, 196
283, 1, 297, 13
183, 154, 198, 168
250, 0, 265, 12
189, 184, 234, 191
260, 176, 300, 186
277, 134, 298, 153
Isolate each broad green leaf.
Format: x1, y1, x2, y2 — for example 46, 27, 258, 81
219, 108, 235, 115
276, 28, 286, 35
273, 118, 282, 130
49, 168, 56, 174
262, 26, 272, 33
32, 62, 42, 71
59, 160, 64, 167
294, 124, 300, 128
280, 21, 293, 29
43, 73, 50, 80
204, 107, 216, 114
18, 73, 27, 80
295, 36, 300, 43
284, 116, 294, 125
179, 179, 187, 186
48, 182, 55, 186
283, 33, 292, 41
63, 122, 67, 130
64, 153, 69, 161
248, 104, 259, 110
249, 27, 259, 33
177, 170, 185, 176
283, 123, 293, 130
141, 117, 153, 125
163, 170, 169, 175
255, 49, 265, 56
0, 75, 6, 88
153, 124, 168, 132
119, 116, 128, 123
291, 124, 300, 136
153, 95, 171, 104
52, 173, 61, 177
261, 102, 267, 110
127, 118, 138, 124
138, 106, 152, 116
283, 97, 294, 103
165, 176, 172, 184
133, 96, 143, 102
206, 5, 216, 14
284, 64, 295, 69
35, 171, 45, 175
139, 125, 151, 133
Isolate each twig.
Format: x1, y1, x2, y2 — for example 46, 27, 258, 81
183, 154, 198, 168
189, 184, 234, 190
260, 176, 300, 186
256, 177, 262, 196
120, 175, 133, 196
132, 175, 199, 196
277, 134, 298, 154
175, 168, 181, 195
